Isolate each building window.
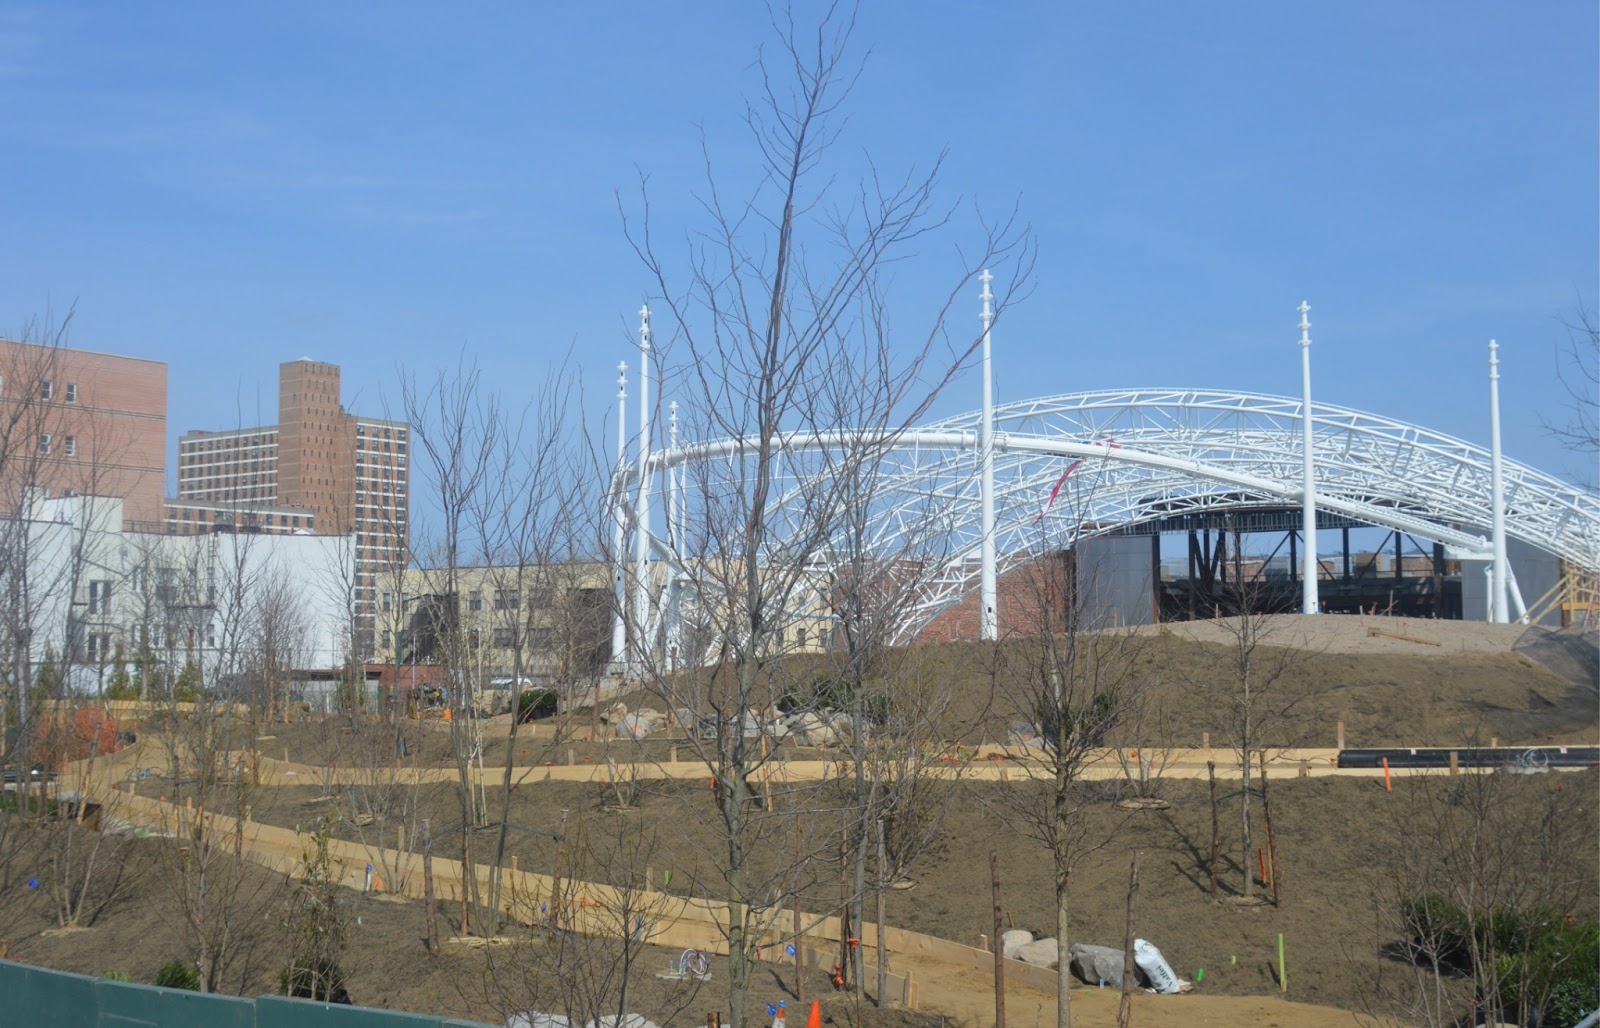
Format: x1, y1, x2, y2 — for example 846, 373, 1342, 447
469, 591, 482, 611
382, 592, 393, 612
796, 627, 807, 647
382, 630, 392, 649
468, 629, 481, 650
88, 580, 112, 615
495, 590, 520, 610
64, 382, 77, 404
86, 633, 111, 663
38, 433, 50, 454
40, 380, 52, 401
63, 436, 76, 457
492, 628, 513, 648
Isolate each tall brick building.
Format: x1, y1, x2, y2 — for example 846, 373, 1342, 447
0, 338, 167, 528
170, 359, 409, 655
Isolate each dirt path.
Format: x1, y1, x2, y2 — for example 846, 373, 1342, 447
73, 743, 1384, 1027
915, 974, 1367, 1028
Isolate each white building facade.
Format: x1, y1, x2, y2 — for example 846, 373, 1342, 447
10, 493, 356, 694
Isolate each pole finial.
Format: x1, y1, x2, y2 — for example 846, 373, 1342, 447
639, 305, 652, 353
1298, 301, 1311, 347
979, 269, 994, 328
617, 361, 628, 396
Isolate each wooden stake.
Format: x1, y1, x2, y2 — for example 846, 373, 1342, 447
1381, 757, 1392, 792
1117, 851, 1141, 1028
1201, 731, 1210, 757
991, 852, 1005, 1028
421, 818, 439, 958
1336, 720, 1345, 750
1207, 760, 1220, 899
1448, 750, 1459, 776
1260, 752, 1280, 906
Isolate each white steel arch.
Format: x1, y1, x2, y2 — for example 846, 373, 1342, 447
615, 389, 1600, 642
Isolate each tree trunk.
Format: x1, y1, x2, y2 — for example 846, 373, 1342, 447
991, 852, 1005, 1028
876, 820, 888, 1007
1207, 760, 1219, 899
1117, 851, 1140, 1028
422, 818, 439, 958
1056, 867, 1072, 1028
1240, 748, 1253, 899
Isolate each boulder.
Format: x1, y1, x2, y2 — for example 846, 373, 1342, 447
1068, 943, 1128, 986
1000, 929, 1034, 959
1015, 938, 1060, 968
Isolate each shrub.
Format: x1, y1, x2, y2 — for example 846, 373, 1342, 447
280, 958, 350, 1003
516, 689, 558, 723
101, 971, 132, 983
154, 960, 200, 991
1399, 894, 1599, 1024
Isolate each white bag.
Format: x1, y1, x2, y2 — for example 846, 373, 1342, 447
1133, 939, 1181, 994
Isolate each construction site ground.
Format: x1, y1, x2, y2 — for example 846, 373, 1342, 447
5, 616, 1597, 1027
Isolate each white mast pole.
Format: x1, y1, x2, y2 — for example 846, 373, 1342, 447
667, 401, 679, 551
633, 306, 654, 657
979, 269, 998, 641
665, 400, 681, 670
1299, 301, 1319, 615
1489, 340, 1508, 623
611, 361, 629, 668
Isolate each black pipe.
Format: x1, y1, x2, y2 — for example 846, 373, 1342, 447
1336, 747, 1599, 770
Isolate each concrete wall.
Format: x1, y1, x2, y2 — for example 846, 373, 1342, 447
1460, 537, 1563, 625
1074, 535, 1156, 628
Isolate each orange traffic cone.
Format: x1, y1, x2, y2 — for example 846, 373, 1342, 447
805, 1000, 822, 1028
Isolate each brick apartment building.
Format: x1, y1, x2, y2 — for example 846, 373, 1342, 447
0, 338, 167, 527
169, 359, 409, 655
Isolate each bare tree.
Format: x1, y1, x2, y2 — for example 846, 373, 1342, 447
1367, 767, 1596, 1027
1185, 524, 1321, 903
618, 8, 1030, 1026
1543, 304, 1599, 486
988, 524, 1153, 1028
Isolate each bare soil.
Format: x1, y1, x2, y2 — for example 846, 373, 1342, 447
6, 618, 1596, 1027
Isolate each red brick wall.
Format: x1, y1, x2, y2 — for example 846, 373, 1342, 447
918, 552, 1074, 644
0, 339, 167, 526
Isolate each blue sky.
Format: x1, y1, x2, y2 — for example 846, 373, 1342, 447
0, 2, 1595, 489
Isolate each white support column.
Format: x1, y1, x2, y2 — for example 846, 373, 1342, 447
666, 402, 679, 552
664, 401, 682, 669
611, 361, 629, 669
1298, 301, 1320, 615
633, 306, 654, 659
978, 269, 998, 641
1488, 340, 1509, 623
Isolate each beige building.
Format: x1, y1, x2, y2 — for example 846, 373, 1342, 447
375, 562, 614, 686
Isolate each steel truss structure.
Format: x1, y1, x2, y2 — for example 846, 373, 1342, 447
614, 389, 1600, 645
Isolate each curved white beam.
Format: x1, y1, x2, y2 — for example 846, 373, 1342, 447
612, 389, 1600, 644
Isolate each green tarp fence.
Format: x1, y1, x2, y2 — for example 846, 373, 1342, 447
0, 959, 496, 1028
